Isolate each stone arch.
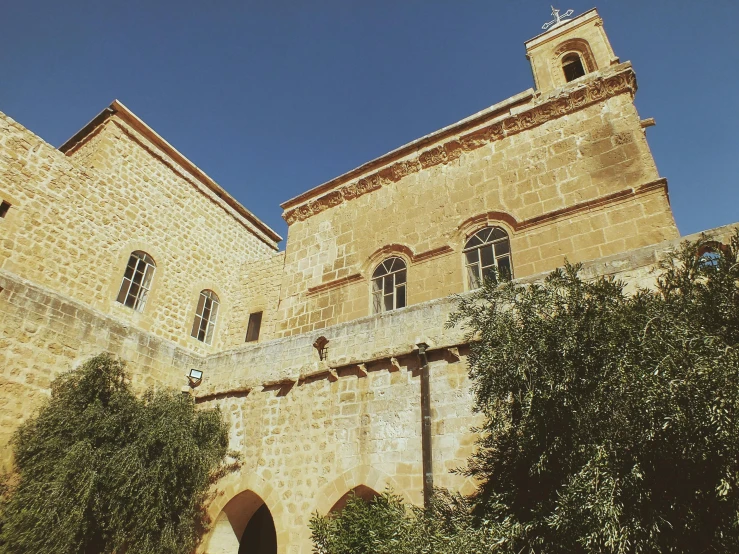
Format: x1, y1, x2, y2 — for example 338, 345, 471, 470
328, 484, 380, 513
205, 489, 277, 554
362, 244, 415, 277
314, 465, 417, 516
455, 211, 518, 243
552, 38, 597, 86
203, 473, 285, 554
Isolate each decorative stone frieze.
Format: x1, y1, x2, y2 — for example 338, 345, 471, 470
283, 65, 638, 225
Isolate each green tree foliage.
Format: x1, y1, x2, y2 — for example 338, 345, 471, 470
311, 232, 739, 553
0, 354, 231, 554
447, 232, 739, 553
309, 490, 495, 554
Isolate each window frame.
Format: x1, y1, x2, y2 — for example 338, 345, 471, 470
0, 200, 11, 219
463, 227, 513, 290
371, 257, 408, 314
191, 289, 220, 345
116, 251, 156, 312
245, 311, 263, 343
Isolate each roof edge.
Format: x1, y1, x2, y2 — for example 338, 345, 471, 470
279, 88, 535, 211
59, 100, 283, 247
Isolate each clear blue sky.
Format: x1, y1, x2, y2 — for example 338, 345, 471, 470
2, 1, 737, 244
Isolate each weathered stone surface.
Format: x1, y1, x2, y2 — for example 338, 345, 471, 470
1, 7, 732, 553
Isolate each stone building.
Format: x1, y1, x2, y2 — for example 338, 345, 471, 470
0, 8, 735, 554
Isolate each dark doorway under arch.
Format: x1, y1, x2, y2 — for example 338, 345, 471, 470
238, 502, 277, 554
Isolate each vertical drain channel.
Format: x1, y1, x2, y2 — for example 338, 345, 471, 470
417, 342, 433, 508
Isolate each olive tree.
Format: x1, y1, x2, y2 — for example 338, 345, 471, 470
448, 231, 739, 553
0, 353, 233, 554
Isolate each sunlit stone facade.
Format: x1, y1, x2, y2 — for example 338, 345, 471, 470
2, 9, 730, 554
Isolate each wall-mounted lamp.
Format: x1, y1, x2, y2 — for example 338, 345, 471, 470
313, 336, 329, 361
187, 368, 203, 388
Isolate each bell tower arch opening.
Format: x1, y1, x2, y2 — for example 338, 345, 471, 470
562, 52, 586, 82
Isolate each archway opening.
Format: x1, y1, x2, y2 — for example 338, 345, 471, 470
206, 489, 277, 554
329, 485, 380, 514
238, 502, 276, 554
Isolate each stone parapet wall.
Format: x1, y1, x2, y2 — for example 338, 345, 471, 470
198, 290, 467, 398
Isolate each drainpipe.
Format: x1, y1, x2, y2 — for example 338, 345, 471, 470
416, 342, 433, 509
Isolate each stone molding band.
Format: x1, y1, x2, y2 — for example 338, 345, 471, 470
283, 65, 638, 225
306, 273, 364, 296
306, 245, 456, 297
459, 178, 667, 234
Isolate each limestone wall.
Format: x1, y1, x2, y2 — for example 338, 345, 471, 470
0, 110, 280, 353
198, 223, 737, 554
0, 32, 725, 552
0, 268, 202, 470
274, 65, 678, 338
221, 251, 286, 346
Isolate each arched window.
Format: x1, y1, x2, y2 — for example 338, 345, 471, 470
562, 52, 586, 82
116, 251, 156, 312
697, 241, 727, 268
372, 257, 407, 314
191, 290, 219, 344
464, 227, 512, 288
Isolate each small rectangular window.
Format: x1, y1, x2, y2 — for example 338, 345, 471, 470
245, 311, 263, 342
0, 201, 11, 218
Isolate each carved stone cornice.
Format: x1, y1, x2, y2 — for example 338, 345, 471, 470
283, 66, 637, 225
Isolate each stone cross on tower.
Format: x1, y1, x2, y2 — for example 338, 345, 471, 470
542, 6, 574, 30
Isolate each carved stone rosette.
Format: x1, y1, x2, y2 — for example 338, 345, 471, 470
283, 66, 637, 225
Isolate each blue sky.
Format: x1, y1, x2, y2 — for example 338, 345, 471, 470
2, 1, 737, 244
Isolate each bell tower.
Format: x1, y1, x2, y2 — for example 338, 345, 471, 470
525, 7, 620, 93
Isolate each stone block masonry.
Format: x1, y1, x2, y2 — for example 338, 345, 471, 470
0, 106, 281, 355
0, 268, 202, 469
0, 7, 731, 553
275, 64, 678, 338
197, 223, 738, 553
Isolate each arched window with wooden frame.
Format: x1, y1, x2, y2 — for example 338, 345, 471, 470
552, 38, 597, 87
371, 257, 407, 314
463, 227, 512, 289
116, 251, 156, 312
191, 289, 220, 345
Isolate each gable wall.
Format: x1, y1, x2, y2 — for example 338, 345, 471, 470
0, 112, 281, 354
274, 70, 678, 337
